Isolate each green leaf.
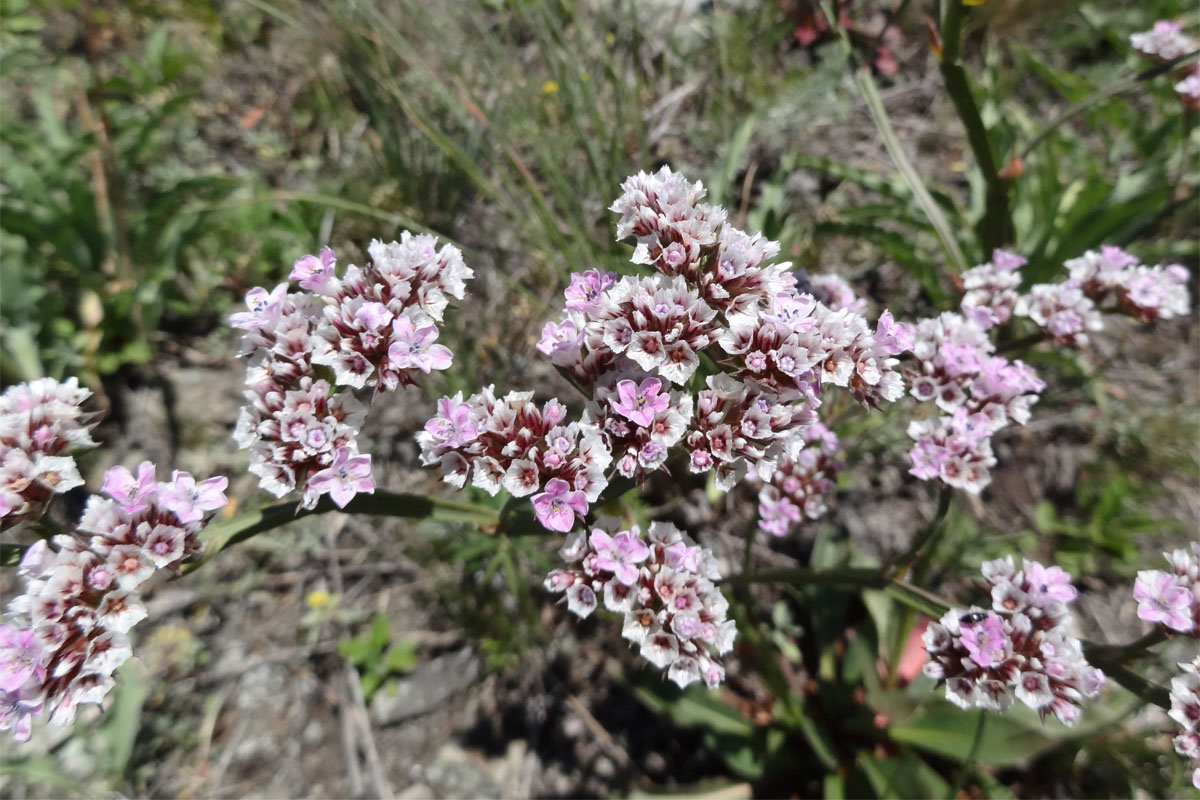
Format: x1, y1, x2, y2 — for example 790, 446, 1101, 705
887, 703, 1055, 766
370, 614, 390, 650
385, 640, 419, 673
857, 748, 952, 800
94, 661, 148, 778
632, 685, 754, 739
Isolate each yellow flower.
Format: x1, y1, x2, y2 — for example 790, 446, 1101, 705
542, 80, 559, 95
306, 589, 333, 609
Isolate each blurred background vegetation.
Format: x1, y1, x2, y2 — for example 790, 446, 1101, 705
1, 0, 1197, 797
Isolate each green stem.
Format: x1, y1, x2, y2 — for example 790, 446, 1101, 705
887, 486, 954, 581
819, 0, 968, 275
949, 710, 987, 797
1020, 50, 1200, 161
1082, 628, 1169, 665
1085, 655, 1171, 710
939, 1, 1011, 253
185, 490, 500, 574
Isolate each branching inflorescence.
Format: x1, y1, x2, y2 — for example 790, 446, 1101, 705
420, 166, 911, 685
232, 235, 473, 510
0, 383, 228, 741
923, 558, 1105, 726
0, 379, 97, 533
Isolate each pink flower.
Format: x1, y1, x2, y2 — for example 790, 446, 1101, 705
589, 528, 650, 585
388, 315, 453, 373
960, 611, 1010, 668
1135, 570, 1195, 632
158, 471, 229, 525
531, 478, 588, 532
610, 378, 669, 427
564, 270, 616, 311
100, 461, 158, 513
874, 310, 913, 355
290, 246, 337, 290
354, 301, 394, 331
424, 395, 477, 447
1023, 561, 1077, 606
536, 318, 584, 356
230, 283, 288, 330
0, 685, 42, 742
0, 625, 45, 693
305, 448, 375, 509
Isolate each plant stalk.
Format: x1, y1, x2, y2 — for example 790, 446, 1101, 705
939, 0, 1011, 253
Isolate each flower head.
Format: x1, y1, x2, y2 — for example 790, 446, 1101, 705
305, 448, 374, 509
610, 378, 670, 427
531, 478, 588, 532
290, 246, 337, 291
1135, 570, 1195, 632
158, 472, 229, 525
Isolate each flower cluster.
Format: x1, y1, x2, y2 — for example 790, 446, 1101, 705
426, 167, 906, 534
904, 243, 1192, 494
959, 249, 1026, 330
903, 310, 1044, 492
233, 235, 473, 509
416, 388, 612, 531
1169, 657, 1200, 790
424, 168, 913, 686
923, 557, 1105, 725
544, 518, 735, 689
1013, 281, 1103, 347
1131, 20, 1200, 111
1064, 246, 1191, 323
756, 423, 842, 536
1133, 543, 1199, 636
0, 463, 227, 742
1, 379, 98, 532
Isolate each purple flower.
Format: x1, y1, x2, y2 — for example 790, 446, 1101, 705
610, 378, 669, 427
960, 611, 1010, 668
424, 395, 477, 447
100, 461, 158, 513
1134, 570, 1195, 632
388, 315, 453, 373
158, 471, 229, 525
536, 318, 584, 356
874, 310, 913, 355
1023, 560, 1078, 606
290, 246, 336, 290
0, 685, 43, 743
564, 270, 616, 311
589, 528, 650, 585
0, 626, 45, 693
230, 283, 288, 330
531, 478, 588, 532
305, 448, 375, 509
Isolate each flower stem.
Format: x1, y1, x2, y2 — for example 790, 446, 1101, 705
818, 0, 968, 275
886, 485, 954, 581
185, 490, 500, 574
938, 1, 1012, 253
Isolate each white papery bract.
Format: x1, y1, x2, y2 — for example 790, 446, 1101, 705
233, 235, 472, 510
0, 378, 98, 532
1168, 657, 1200, 790
923, 558, 1104, 726
545, 518, 734, 689
0, 461, 227, 743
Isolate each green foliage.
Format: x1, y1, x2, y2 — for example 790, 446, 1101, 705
337, 613, 419, 701
0, 8, 319, 383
